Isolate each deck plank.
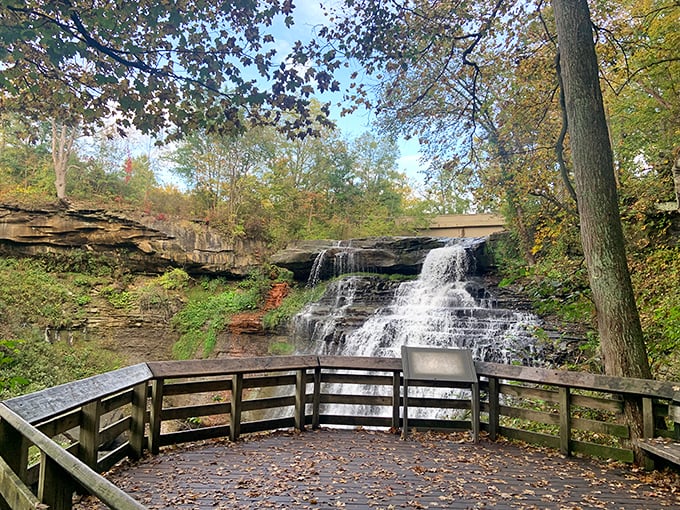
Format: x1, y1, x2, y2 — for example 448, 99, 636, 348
76, 429, 680, 509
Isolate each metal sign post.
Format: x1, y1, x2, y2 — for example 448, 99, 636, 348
401, 346, 479, 442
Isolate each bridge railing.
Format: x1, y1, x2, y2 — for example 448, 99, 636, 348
0, 356, 678, 509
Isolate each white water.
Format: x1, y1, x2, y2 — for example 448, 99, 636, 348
297, 239, 541, 420
308, 240, 540, 363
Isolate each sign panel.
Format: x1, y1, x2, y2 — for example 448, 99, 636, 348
401, 346, 477, 383
401, 345, 479, 442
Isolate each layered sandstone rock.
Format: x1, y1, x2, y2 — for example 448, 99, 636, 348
0, 203, 265, 276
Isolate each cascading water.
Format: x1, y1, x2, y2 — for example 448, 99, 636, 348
306, 240, 372, 288
297, 238, 540, 364
294, 238, 543, 420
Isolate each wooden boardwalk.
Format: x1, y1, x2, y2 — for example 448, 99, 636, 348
76, 428, 680, 510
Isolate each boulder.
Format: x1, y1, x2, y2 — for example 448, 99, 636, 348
0, 203, 265, 276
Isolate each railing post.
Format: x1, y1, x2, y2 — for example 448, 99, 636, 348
0, 419, 30, 483
0, 455, 41, 510
312, 366, 321, 429
129, 381, 148, 459
471, 382, 480, 443
641, 397, 657, 470
39, 452, 77, 510
295, 369, 307, 431
80, 400, 101, 469
392, 371, 401, 431
230, 373, 243, 441
401, 376, 410, 439
641, 397, 655, 439
488, 377, 500, 441
149, 378, 164, 455
671, 396, 680, 440
559, 386, 571, 457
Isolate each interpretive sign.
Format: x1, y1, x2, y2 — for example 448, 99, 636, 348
401, 346, 479, 442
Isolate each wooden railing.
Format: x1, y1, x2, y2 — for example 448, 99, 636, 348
0, 356, 678, 509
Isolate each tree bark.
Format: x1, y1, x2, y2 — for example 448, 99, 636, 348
551, 0, 651, 461
51, 120, 78, 201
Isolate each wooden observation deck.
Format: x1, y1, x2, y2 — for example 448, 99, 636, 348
0, 356, 678, 509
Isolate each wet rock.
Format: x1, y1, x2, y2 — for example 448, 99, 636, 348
270, 236, 452, 282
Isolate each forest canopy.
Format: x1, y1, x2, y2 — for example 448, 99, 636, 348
0, 1, 678, 389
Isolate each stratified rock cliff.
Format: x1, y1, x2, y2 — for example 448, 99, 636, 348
270, 236, 495, 283
0, 203, 265, 276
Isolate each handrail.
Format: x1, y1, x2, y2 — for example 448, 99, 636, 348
146, 355, 320, 378
3, 364, 153, 425
0, 404, 145, 510
0, 355, 678, 510
475, 361, 680, 400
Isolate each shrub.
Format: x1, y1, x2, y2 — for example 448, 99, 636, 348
171, 282, 266, 360
158, 268, 190, 290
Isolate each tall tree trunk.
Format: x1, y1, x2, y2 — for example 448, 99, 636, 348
551, 0, 652, 461
51, 120, 78, 201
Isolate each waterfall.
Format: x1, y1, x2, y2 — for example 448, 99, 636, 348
306, 241, 370, 287
298, 238, 540, 365
294, 238, 542, 421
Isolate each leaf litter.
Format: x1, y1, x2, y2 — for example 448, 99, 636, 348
74, 428, 680, 509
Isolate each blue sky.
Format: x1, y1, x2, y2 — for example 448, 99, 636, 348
125, 2, 426, 190
270, 0, 426, 187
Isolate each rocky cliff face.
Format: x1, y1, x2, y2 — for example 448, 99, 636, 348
0, 203, 265, 276
271, 236, 495, 283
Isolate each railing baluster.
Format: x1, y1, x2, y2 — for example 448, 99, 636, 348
80, 400, 101, 469
641, 397, 654, 439
39, 451, 77, 510
312, 366, 321, 429
392, 372, 400, 431
129, 381, 148, 459
0, 419, 29, 484
295, 369, 307, 431
559, 386, 571, 456
487, 377, 499, 441
149, 378, 164, 455
230, 373, 243, 441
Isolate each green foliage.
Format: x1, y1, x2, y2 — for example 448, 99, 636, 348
199, 276, 230, 293
158, 268, 190, 290
630, 247, 680, 379
0, 258, 90, 332
262, 283, 327, 331
0, 333, 121, 400
267, 265, 295, 285
0, 339, 29, 393
100, 286, 134, 310
0, 2, 332, 138
171, 271, 270, 359
268, 340, 295, 356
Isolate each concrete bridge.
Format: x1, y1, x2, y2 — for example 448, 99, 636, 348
425, 213, 506, 237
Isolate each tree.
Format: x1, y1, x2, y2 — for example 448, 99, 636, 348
51, 120, 79, 201
315, 0, 655, 446
0, 114, 52, 193
0, 1, 338, 198
552, 0, 651, 453
167, 129, 270, 233
0, 2, 336, 134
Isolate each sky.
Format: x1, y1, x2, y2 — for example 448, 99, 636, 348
269, 0, 427, 188
121, 1, 426, 190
